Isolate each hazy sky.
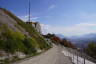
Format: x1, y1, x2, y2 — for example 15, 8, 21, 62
1, 0, 96, 36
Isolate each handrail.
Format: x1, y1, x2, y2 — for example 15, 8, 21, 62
63, 47, 96, 64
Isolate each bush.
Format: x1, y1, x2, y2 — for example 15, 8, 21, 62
23, 36, 36, 54
86, 42, 96, 59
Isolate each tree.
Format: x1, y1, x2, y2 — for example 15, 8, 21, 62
51, 36, 61, 44
60, 38, 76, 48
86, 42, 96, 59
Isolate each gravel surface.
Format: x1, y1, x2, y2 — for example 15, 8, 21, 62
14, 45, 73, 64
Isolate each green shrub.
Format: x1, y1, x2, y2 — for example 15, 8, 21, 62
23, 36, 36, 54
86, 42, 96, 59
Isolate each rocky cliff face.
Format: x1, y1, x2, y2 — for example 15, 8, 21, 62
0, 8, 30, 36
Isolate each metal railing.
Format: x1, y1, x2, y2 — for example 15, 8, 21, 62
63, 47, 96, 64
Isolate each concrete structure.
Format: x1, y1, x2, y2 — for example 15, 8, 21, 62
26, 22, 41, 33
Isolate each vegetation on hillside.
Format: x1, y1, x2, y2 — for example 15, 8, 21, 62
60, 39, 76, 49
0, 23, 36, 54
0, 8, 51, 64
1, 8, 50, 50
44, 33, 76, 49
85, 42, 96, 59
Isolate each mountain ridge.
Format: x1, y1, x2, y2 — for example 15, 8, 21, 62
68, 33, 96, 48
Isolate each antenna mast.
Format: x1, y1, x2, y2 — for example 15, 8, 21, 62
29, 0, 31, 22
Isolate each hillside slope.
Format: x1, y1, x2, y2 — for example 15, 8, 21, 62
0, 8, 50, 59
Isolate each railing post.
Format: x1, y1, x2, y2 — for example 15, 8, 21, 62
84, 57, 85, 64
68, 48, 70, 57
77, 51, 78, 64
67, 48, 69, 56
83, 53, 85, 64
72, 49, 74, 62
83, 48, 86, 64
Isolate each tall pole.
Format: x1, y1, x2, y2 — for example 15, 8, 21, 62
29, 0, 31, 22
0, 0, 3, 8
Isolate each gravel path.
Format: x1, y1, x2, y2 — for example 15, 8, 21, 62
14, 45, 73, 64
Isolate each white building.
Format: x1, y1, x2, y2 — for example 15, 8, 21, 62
26, 22, 41, 34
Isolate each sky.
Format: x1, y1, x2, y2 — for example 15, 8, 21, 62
1, 0, 96, 36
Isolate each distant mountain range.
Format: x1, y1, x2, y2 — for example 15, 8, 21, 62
55, 34, 65, 39
56, 33, 96, 48
67, 33, 96, 48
